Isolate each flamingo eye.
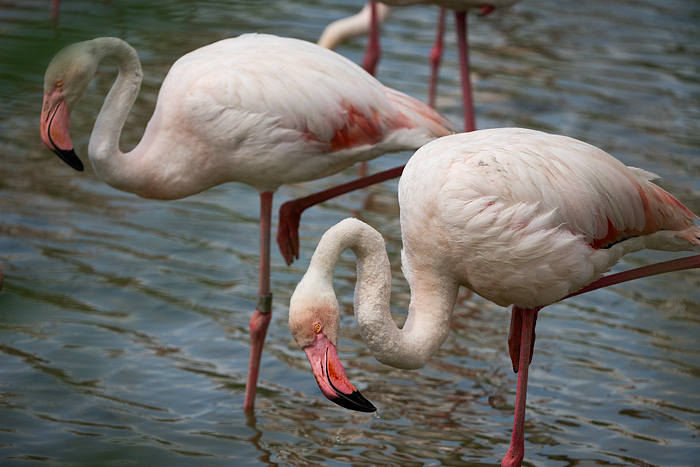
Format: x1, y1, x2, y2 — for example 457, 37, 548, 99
55, 80, 63, 88
314, 323, 322, 333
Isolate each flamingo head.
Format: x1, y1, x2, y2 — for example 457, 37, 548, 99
289, 273, 376, 413
40, 41, 99, 171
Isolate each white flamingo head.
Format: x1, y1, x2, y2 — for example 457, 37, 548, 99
40, 39, 106, 171
289, 266, 376, 413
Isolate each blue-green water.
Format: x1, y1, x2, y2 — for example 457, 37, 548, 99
1, 0, 699, 465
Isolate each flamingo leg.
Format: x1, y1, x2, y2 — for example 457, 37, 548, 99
356, 0, 383, 179
277, 165, 404, 265
427, 8, 446, 108
563, 254, 700, 301
507, 306, 540, 373
502, 306, 536, 467
454, 10, 476, 132
244, 191, 274, 412
500, 255, 700, 462
362, 0, 381, 76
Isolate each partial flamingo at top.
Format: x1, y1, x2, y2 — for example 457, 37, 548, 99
318, 0, 521, 131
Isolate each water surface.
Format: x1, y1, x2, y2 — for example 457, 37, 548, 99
1, 0, 699, 465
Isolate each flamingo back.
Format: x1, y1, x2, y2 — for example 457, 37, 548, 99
399, 128, 699, 308
148, 33, 455, 193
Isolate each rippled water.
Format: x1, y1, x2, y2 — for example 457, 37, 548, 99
1, 0, 699, 465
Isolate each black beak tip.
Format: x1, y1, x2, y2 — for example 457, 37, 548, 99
53, 147, 84, 172
330, 390, 377, 413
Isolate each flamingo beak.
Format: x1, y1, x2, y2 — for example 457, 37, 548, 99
303, 332, 376, 413
40, 89, 83, 171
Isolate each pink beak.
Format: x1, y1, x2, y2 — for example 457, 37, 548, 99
304, 332, 376, 413
40, 88, 83, 171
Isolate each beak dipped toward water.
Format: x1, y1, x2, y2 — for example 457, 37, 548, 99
304, 332, 376, 413
40, 88, 84, 171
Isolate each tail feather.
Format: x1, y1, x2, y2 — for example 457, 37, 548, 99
675, 226, 700, 250
384, 88, 457, 138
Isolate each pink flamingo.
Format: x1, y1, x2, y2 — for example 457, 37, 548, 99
318, 0, 520, 131
39, 34, 455, 411
288, 128, 700, 466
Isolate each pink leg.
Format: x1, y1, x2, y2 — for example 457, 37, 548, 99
454, 10, 476, 132
427, 8, 446, 108
564, 254, 700, 301
507, 306, 540, 373
362, 0, 381, 76
502, 306, 535, 467
500, 254, 700, 463
277, 165, 404, 265
356, 0, 383, 178
244, 191, 274, 412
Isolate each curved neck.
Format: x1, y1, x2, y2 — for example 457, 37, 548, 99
85, 38, 146, 192
312, 219, 459, 370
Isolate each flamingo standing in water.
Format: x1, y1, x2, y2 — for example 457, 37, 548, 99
40, 34, 455, 411
288, 128, 700, 466
318, 0, 520, 131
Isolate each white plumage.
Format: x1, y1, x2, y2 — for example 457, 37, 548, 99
288, 127, 700, 465
400, 128, 698, 309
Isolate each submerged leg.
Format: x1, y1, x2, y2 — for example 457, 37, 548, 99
502, 306, 536, 467
244, 191, 274, 412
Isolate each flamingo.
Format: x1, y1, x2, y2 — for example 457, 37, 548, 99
39, 34, 456, 411
288, 128, 700, 466
318, 0, 520, 131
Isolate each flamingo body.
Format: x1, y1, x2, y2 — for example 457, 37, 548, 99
288, 127, 700, 461
400, 128, 698, 309
40, 34, 455, 411
41, 34, 454, 199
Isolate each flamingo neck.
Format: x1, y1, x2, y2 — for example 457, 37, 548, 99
309, 219, 458, 370
85, 38, 148, 194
